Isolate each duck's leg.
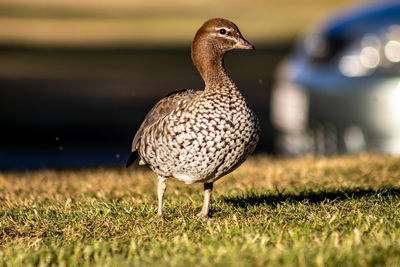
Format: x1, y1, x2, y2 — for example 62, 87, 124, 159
157, 177, 167, 219
197, 182, 213, 218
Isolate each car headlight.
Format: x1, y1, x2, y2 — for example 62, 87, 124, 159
385, 40, 400, 62
339, 26, 400, 77
384, 24, 400, 63
339, 34, 381, 77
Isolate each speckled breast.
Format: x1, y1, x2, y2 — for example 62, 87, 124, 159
140, 91, 260, 184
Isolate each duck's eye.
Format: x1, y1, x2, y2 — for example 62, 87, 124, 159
219, 29, 227, 35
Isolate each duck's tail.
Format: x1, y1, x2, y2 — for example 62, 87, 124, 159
126, 151, 138, 168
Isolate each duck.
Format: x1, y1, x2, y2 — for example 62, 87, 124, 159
126, 18, 260, 219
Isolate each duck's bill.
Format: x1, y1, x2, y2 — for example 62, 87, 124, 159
234, 38, 255, 50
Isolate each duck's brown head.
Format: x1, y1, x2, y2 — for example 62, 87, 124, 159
191, 18, 254, 83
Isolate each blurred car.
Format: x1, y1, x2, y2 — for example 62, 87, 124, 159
271, 0, 400, 156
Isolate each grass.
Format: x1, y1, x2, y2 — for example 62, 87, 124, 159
1, 154, 400, 266
0, 0, 364, 46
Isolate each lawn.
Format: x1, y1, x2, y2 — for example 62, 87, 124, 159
1, 154, 400, 266
0, 0, 364, 46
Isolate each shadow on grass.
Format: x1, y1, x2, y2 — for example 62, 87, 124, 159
222, 186, 400, 208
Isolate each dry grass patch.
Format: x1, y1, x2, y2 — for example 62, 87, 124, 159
0, 0, 364, 46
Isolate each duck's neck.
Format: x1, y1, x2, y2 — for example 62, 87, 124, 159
192, 43, 236, 92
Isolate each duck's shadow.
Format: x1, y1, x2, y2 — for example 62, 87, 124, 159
221, 186, 400, 209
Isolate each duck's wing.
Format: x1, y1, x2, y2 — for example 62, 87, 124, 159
126, 89, 201, 168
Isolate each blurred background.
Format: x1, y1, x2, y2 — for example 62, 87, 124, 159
3, 0, 397, 170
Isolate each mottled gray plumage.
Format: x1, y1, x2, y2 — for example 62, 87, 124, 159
127, 18, 260, 218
